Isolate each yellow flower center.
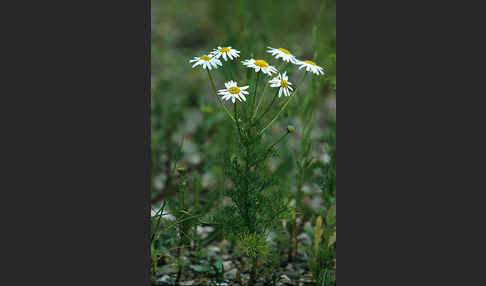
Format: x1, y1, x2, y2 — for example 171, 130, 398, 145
254, 60, 268, 68
281, 79, 288, 88
278, 48, 291, 54
200, 56, 212, 61
304, 60, 317, 66
219, 47, 231, 53
228, 86, 241, 94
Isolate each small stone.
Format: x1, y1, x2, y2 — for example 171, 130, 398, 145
196, 226, 211, 239
280, 274, 292, 284
223, 261, 234, 271
187, 153, 201, 165
224, 268, 238, 280
157, 275, 171, 283
297, 232, 311, 246
285, 263, 294, 271
201, 173, 214, 188
310, 196, 323, 212
208, 246, 220, 255
300, 274, 314, 284
320, 153, 331, 163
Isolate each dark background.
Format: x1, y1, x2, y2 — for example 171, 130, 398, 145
2, 0, 150, 285
2, 0, 485, 285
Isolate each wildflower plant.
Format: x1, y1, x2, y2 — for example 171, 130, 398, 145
189, 44, 325, 285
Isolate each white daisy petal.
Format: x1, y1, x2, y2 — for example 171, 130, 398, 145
190, 54, 223, 70
218, 80, 250, 104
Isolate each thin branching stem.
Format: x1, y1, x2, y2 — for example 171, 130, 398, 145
252, 77, 269, 120
234, 102, 243, 140
253, 88, 279, 125
252, 62, 288, 120
267, 130, 290, 151
258, 72, 308, 135
250, 130, 290, 168
250, 72, 260, 124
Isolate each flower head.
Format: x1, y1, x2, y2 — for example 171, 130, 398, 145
189, 55, 222, 70
269, 72, 293, 97
217, 80, 250, 103
297, 60, 324, 75
210, 46, 240, 61
241, 59, 278, 76
267, 47, 299, 64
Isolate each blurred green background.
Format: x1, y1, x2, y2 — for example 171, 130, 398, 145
151, 0, 335, 201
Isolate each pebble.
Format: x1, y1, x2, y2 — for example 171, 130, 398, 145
196, 226, 214, 239
157, 275, 171, 283
280, 274, 292, 284
207, 245, 220, 256
285, 264, 294, 271
299, 274, 314, 285
224, 268, 238, 280
297, 232, 311, 246
222, 261, 234, 271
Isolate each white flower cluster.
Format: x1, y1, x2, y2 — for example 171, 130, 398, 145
189, 44, 325, 104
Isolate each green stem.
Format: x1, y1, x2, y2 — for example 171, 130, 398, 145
250, 72, 261, 123
268, 131, 290, 151
252, 63, 287, 120
234, 102, 243, 139
207, 70, 236, 122
253, 89, 279, 125
251, 131, 289, 168
258, 72, 308, 135
252, 76, 268, 120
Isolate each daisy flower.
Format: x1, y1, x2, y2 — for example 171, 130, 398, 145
297, 60, 324, 75
241, 59, 278, 76
189, 55, 222, 70
267, 47, 299, 64
269, 72, 294, 97
217, 80, 250, 103
210, 46, 240, 61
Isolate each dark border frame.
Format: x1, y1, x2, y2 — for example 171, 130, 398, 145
144, 0, 152, 283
